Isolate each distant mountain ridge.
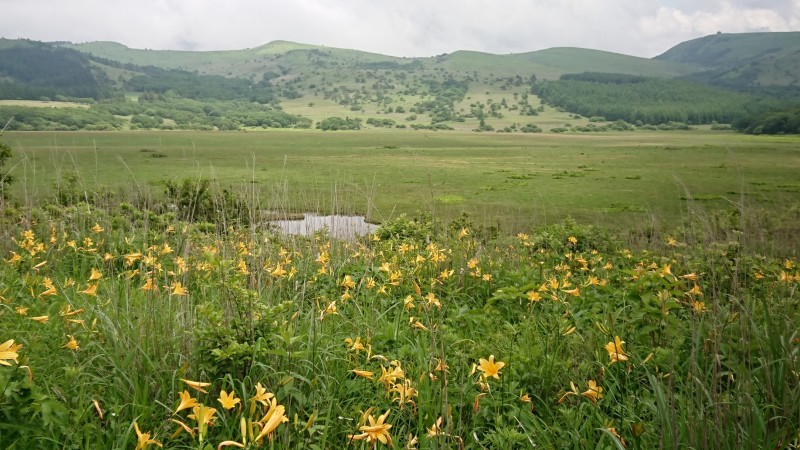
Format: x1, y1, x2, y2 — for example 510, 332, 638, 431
1, 32, 798, 104
656, 32, 800, 89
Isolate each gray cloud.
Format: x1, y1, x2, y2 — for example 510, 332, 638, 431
0, 0, 797, 57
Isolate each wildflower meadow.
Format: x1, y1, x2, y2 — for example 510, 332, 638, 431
0, 196, 798, 449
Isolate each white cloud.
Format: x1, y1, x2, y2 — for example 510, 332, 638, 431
0, 0, 796, 57
637, 0, 800, 55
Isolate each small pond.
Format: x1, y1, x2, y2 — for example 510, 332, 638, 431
269, 214, 378, 240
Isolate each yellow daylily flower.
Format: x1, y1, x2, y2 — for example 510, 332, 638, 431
255, 397, 288, 442
63, 335, 79, 351
79, 284, 98, 296
378, 363, 405, 389
270, 264, 287, 278
181, 378, 211, 394
171, 282, 188, 296
218, 390, 241, 410
424, 292, 441, 308
342, 275, 356, 290
39, 285, 58, 298
251, 382, 275, 407
390, 379, 418, 408
351, 369, 374, 380
582, 380, 604, 404
0, 339, 23, 366
142, 278, 158, 292
348, 409, 393, 447
175, 390, 200, 414
345, 337, 366, 354
426, 416, 444, 438
134, 421, 162, 450
7, 252, 22, 264
319, 301, 338, 320
189, 404, 218, 443
692, 301, 707, 313
477, 355, 505, 380
604, 336, 628, 364
89, 268, 103, 281
559, 380, 604, 404
31, 315, 50, 323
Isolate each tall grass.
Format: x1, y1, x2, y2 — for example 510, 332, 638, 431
0, 168, 797, 449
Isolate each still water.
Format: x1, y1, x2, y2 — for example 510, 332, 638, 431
270, 214, 378, 240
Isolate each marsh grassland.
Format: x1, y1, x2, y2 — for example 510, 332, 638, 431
0, 129, 798, 449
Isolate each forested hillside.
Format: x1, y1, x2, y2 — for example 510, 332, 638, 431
0, 39, 111, 100
657, 32, 800, 91
534, 73, 780, 125
1, 33, 799, 134
733, 104, 800, 134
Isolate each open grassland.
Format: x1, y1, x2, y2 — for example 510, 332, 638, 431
5, 129, 800, 238
0, 100, 91, 109
0, 193, 797, 449
1, 128, 799, 449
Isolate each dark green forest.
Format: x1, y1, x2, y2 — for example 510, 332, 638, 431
1, 36, 800, 134
0, 96, 310, 131
0, 41, 110, 100
0, 42, 278, 104
534, 73, 781, 125
733, 105, 800, 134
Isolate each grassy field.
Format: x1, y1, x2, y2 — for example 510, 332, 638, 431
5, 129, 800, 235
1, 128, 798, 449
0, 100, 91, 109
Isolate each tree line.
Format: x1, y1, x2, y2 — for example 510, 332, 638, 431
534, 73, 782, 125
0, 42, 112, 100
733, 105, 800, 134
0, 96, 311, 131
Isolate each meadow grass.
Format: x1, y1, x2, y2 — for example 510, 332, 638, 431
1, 129, 798, 449
0, 192, 797, 449
0, 100, 91, 109
4, 129, 800, 238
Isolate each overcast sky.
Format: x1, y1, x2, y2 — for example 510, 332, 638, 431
1, 0, 798, 57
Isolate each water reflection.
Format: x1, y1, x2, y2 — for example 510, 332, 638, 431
270, 214, 378, 240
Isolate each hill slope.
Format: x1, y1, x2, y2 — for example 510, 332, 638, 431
656, 32, 800, 88
64, 40, 699, 81
0, 39, 112, 99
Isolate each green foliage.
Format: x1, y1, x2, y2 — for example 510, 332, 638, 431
413, 77, 469, 123
733, 104, 800, 134
0, 105, 123, 131
0, 40, 110, 100
519, 123, 542, 133
656, 32, 800, 92
0, 131, 12, 199
0, 198, 799, 448
0, 96, 311, 131
535, 74, 779, 125
365, 117, 396, 128
162, 178, 252, 224
126, 70, 266, 102
316, 116, 362, 131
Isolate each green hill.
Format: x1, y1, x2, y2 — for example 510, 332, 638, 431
64, 40, 699, 81
655, 32, 800, 88
0, 39, 112, 100
2, 33, 799, 132
62, 40, 410, 79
